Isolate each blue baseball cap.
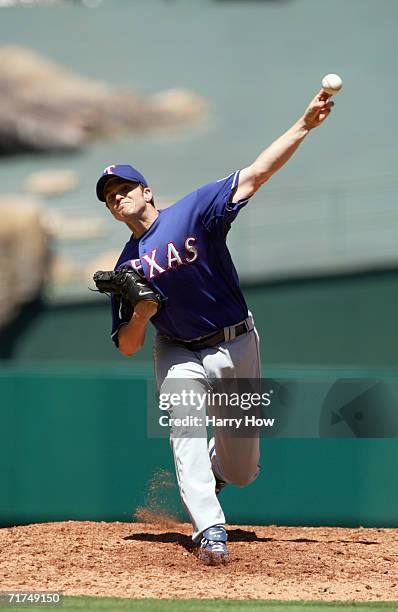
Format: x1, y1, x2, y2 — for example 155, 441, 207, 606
96, 164, 148, 202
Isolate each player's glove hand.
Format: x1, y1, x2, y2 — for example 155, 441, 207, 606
93, 267, 164, 312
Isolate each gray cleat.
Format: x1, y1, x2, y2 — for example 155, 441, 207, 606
198, 524, 229, 565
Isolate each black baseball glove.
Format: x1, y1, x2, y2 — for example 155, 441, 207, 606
93, 267, 164, 312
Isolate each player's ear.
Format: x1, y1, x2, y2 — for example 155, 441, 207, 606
143, 186, 153, 203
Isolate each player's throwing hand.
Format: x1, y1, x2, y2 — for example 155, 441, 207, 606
302, 90, 334, 130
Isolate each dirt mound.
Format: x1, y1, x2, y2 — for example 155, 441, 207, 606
1, 522, 397, 601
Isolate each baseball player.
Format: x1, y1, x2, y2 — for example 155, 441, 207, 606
94, 90, 334, 564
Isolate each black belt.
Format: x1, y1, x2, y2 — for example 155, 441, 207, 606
170, 321, 249, 351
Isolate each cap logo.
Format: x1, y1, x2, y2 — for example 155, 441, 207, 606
104, 165, 116, 174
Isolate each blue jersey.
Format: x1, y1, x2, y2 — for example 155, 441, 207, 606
111, 171, 250, 344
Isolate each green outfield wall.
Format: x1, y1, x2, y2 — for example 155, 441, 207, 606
1, 363, 397, 528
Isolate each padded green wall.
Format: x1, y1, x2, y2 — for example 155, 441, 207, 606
1, 363, 397, 528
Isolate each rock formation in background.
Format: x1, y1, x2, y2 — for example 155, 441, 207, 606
24, 169, 79, 197
0, 197, 48, 328
0, 46, 208, 155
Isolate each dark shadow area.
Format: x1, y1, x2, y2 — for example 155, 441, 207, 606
0, 296, 131, 362
125, 531, 196, 552
2, 265, 398, 365
0, 295, 44, 358
125, 528, 379, 552
242, 264, 398, 291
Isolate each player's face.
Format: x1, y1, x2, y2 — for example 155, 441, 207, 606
104, 179, 152, 221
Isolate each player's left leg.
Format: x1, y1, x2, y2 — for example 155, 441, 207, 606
201, 317, 261, 488
153, 334, 225, 542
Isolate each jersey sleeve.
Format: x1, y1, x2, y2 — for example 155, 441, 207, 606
196, 170, 250, 233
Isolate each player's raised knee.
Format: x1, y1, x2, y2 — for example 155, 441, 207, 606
229, 465, 260, 488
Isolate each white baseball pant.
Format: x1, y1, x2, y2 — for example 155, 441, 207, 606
154, 314, 261, 541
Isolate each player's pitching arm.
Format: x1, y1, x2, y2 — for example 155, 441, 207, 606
118, 301, 158, 357
232, 89, 334, 203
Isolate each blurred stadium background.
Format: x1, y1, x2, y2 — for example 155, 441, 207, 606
1, 0, 398, 528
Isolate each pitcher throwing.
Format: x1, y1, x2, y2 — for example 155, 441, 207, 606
93, 88, 334, 564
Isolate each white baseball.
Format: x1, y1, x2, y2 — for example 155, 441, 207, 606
321, 73, 343, 95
